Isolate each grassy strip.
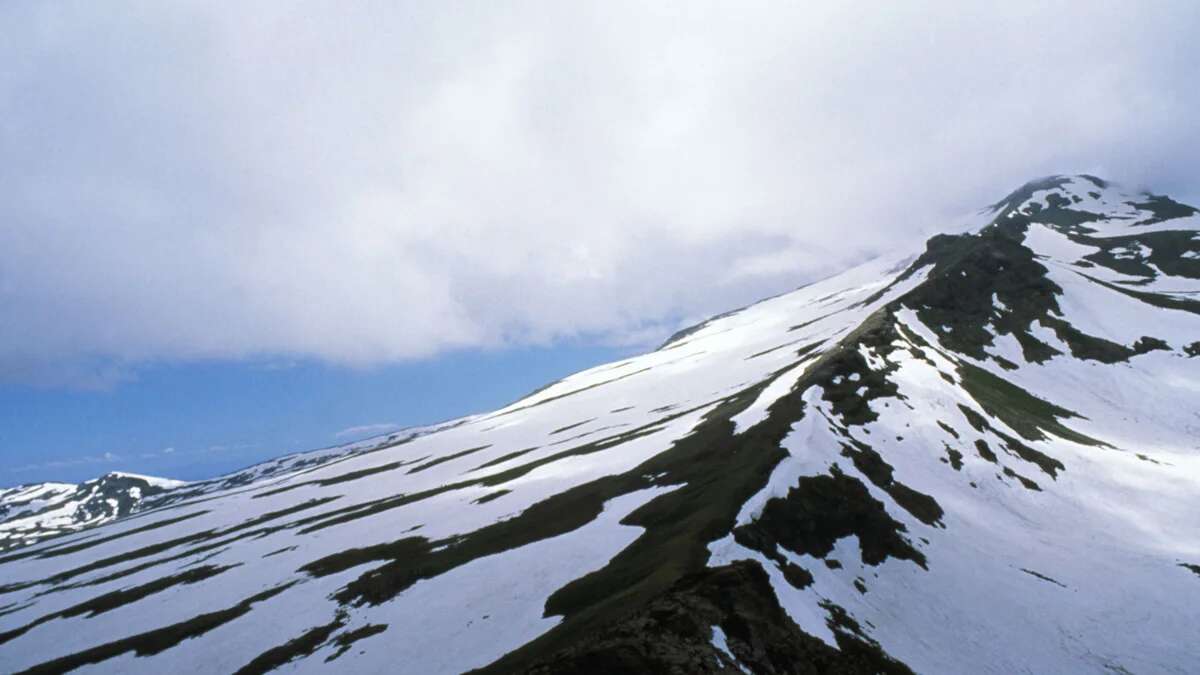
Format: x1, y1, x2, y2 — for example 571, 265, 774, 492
488, 367, 653, 418
16, 582, 297, 675
406, 445, 492, 474
549, 419, 596, 435
958, 362, 1101, 451
0, 510, 210, 565
839, 440, 944, 526
234, 613, 346, 674
10, 497, 339, 597
468, 447, 540, 472
0, 563, 240, 646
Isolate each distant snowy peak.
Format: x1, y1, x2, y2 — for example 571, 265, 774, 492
0, 472, 187, 550
0, 425, 437, 552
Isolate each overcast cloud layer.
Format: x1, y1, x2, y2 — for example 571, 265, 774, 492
3, 1, 1199, 388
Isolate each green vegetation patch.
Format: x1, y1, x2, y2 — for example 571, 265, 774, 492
942, 445, 964, 471
0, 563, 241, 647
1020, 568, 1066, 588
325, 623, 388, 662
253, 456, 431, 498
937, 421, 960, 439
788, 310, 843, 332
406, 445, 492, 474
958, 361, 1102, 453
1080, 272, 1200, 315
732, 464, 927, 569
468, 447, 540, 472
1128, 195, 1199, 226
492, 367, 654, 418
473, 490, 511, 505
236, 616, 344, 674
1002, 467, 1041, 491
839, 440, 944, 526
973, 439, 998, 463
521, 560, 913, 675
746, 338, 824, 360
549, 419, 595, 435
894, 220, 1144, 365
810, 312, 902, 427
11, 497, 340, 597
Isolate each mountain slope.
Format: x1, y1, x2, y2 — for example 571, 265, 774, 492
2, 175, 1199, 674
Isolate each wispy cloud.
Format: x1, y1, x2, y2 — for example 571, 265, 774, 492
335, 423, 402, 441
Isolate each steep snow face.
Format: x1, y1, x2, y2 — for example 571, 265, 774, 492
0, 474, 189, 551
1, 175, 1198, 674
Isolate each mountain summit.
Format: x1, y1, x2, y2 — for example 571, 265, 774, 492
2, 175, 1198, 674
0, 473, 186, 551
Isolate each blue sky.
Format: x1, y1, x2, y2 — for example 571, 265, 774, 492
1, 342, 636, 484
3, 2, 1199, 486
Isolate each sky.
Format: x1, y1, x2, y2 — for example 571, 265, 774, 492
0, 342, 634, 483
2, 2, 1199, 484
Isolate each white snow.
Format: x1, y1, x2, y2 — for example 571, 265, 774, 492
107, 472, 189, 489
711, 625, 751, 674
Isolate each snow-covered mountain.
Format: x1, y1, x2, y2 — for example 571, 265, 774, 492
0, 473, 187, 552
2, 175, 1199, 674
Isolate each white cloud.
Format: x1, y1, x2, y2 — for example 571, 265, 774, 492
1, 2, 1198, 387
